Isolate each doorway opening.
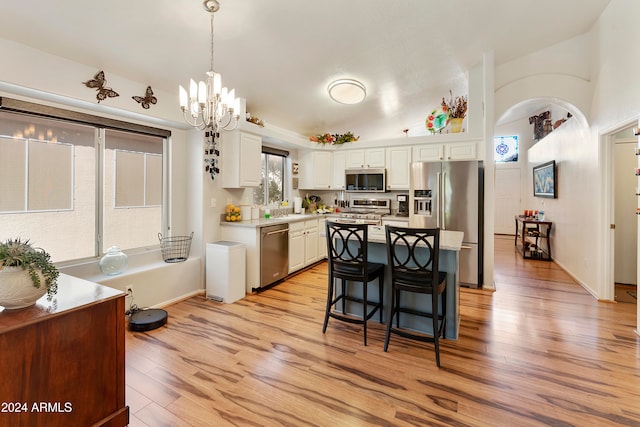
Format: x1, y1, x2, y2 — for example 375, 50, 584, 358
601, 120, 640, 303
608, 123, 638, 304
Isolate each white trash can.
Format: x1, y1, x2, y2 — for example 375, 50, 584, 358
206, 241, 246, 303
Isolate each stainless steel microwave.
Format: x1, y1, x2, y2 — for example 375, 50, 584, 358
345, 168, 387, 192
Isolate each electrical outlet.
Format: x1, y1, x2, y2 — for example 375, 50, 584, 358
125, 285, 133, 296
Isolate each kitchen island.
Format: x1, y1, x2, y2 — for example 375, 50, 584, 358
325, 225, 464, 340
221, 215, 464, 340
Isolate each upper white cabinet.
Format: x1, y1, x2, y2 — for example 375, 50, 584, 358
299, 150, 333, 189
300, 140, 478, 191
385, 146, 411, 190
412, 141, 477, 162
446, 142, 477, 161
222, 131, 262, 188
345, 148, 385, 168
412, 144, 443, 162
332, 151, 346, 190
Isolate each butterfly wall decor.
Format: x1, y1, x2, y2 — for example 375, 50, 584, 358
83, 70, 119, 103
132, 86, 158, 109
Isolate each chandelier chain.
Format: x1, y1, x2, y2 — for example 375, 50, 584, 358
179, 0, 239, 133
209, 10, 214, 74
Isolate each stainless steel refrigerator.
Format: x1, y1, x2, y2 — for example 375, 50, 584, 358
409, 160, 484, 287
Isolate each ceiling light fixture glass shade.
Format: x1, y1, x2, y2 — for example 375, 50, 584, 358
179, 0, 240, 131
327, 79, 366, 104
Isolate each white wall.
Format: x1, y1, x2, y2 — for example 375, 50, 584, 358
528, 119, 596, 292
0, 38, 203, 308
493, 0, 640, 316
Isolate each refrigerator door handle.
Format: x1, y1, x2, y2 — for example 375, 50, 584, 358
436, 171, 442, 228
441, 171, 446, 230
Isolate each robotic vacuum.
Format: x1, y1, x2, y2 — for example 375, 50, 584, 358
129, 308, 168, 332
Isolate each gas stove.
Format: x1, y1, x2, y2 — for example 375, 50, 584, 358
332, 214, 383, 225
334, 198, 390, 225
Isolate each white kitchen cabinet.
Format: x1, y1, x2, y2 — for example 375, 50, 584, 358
289, 219, 320, 273
304, 219, 319, 265
412, 144, 443, 162
332, 151, 346, 190
299, 150, 333, 189
317, 218, 327, 259
345, 148, 385, 168
446, 141, 477, 160
385, 146, 412, 190
412, 141, 477, 162
288, 222, 305, 273
222, 131, 262, 188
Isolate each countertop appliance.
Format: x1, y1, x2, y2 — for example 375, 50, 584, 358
396, 194, 409, 217
345, 168, 386, 192
332, 198, 390, 225
260, 223, 289, 289
410, 161, 484, 287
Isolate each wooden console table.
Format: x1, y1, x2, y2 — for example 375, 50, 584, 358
0, 274, 129, 427
514, 215, 553, 260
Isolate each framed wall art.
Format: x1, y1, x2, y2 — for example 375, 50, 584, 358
533, 160, 556, 198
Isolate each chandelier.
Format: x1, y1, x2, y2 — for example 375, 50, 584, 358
179, 0, 240, 131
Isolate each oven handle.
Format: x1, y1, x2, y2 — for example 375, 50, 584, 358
333, 219, 380, 225
264, 228, 289, 236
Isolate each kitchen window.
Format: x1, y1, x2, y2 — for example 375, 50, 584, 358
253, 146, 288, 206
0, 100, 169, 263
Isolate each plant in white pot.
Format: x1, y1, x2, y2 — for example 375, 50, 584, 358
0, 238, 59, 309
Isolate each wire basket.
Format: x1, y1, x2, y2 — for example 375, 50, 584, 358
158, 232, 193, 263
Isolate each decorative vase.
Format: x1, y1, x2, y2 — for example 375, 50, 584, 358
0, 267, 47, 309
450, 117, 464, 133
99, 246, 128, 276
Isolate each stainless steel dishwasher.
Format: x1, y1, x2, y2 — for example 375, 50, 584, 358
259, 223, 289, 289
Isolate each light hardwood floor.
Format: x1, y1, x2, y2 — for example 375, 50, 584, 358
125, 235, 640, 426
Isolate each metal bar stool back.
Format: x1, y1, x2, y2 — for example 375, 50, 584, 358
322, 221, 384, 345
384, 225, 447, 366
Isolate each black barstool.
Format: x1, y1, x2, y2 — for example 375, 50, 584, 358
322, 221, 384, 346
384, 225, 447, 367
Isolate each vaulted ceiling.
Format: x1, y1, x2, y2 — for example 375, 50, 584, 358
0, 0, 610, 140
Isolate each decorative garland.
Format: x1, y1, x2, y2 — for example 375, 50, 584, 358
309, 131, 359, 145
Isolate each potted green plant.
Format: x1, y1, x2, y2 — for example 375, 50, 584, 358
0, 238, 59, 309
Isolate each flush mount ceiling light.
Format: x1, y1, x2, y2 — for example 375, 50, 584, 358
327, 79, 366, 104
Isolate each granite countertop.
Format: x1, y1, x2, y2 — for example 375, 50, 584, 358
317, 225, 463, 251
220, 214, 463, 251
366, 225, 464, 251
220, 213, 335, 228
221, 213, 410, 229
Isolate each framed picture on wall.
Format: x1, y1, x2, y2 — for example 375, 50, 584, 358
533, 160, 556, 198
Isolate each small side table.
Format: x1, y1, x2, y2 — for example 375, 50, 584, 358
514, 215, 553, 260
